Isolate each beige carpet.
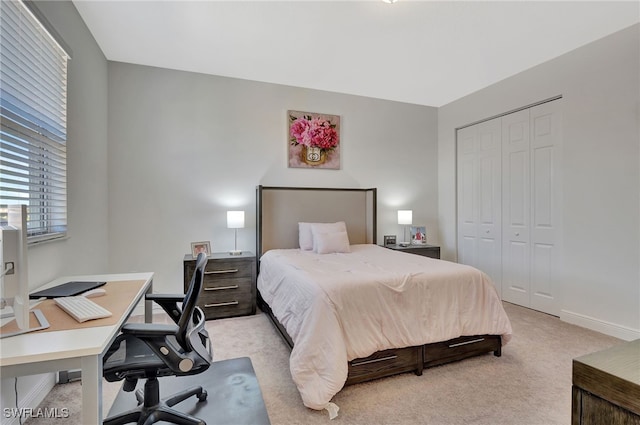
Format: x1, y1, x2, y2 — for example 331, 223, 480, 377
24, 302, 621, 425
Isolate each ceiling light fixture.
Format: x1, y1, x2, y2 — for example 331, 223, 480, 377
383, 0, 399, 3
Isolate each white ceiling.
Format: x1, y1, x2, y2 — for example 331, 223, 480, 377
72, 1, 639, 107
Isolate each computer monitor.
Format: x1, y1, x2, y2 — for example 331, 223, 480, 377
1, 204, 48, 337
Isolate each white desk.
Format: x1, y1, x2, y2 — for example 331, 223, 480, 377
0, 272, 153, 424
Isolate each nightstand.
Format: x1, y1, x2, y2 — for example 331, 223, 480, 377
183, 251, 256, 320
385, 244, 440, 259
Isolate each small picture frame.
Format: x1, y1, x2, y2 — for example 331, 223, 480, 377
190, 241, 211, 257
410, 226, 426, 245
384, 235, 396, 246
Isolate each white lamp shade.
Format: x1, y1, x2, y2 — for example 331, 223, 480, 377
397, 210, 412, 225
227, 211, 245, 229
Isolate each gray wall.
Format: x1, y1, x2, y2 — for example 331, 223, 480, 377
438, 24, 640, 338
107, 63, 438, 294
0, 0, 109, 419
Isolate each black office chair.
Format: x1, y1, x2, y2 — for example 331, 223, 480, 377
103, 252, 212, 425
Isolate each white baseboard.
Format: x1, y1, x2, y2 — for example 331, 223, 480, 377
2, 374, 56, 425
560, 309, 640, 341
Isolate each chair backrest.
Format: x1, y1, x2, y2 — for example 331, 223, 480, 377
176, 252, 208, 348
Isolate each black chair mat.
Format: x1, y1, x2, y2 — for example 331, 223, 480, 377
107, 357, 271, 425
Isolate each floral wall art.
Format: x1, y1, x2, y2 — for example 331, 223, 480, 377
288, 110, 340, 169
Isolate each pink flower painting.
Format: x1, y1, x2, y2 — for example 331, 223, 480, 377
288, 110, 340, 169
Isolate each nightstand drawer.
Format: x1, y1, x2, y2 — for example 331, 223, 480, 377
200, 290, 253, 319
346, 346, 422, 385
202, 276, 252, 294
203, 260, 253, 279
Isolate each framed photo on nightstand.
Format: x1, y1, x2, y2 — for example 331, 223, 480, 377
190, 241, 211, 257
410, 226, 426, 245
383, 235, 396, 246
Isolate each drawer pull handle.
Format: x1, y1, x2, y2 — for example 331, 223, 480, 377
204, 285, 239, 291
449, 338, 485, 348
351, 355, 398, 367
204, 301, 239, 308
205, 269, 238, 275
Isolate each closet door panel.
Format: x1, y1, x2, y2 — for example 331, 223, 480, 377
532, 242, 555, 313
532, 243, 553, 294
457, 126, 478, 267
459, 155, 477, 233
460, 236, 477, 269
504, 240, 529, 305
530, 101, 562, 315
477, 120, 502, 294
502, 109, 531, 305
457, 118, 501, 289
533, 147, 553, 228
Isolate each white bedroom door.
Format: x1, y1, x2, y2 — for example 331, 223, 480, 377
457, 117, 502, 296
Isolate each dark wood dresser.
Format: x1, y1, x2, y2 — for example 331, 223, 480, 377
572, 339, 640, 425
385, 243, 440, 259
184, 252, 256, 320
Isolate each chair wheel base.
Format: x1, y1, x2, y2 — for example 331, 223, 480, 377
104, 385, 208, 425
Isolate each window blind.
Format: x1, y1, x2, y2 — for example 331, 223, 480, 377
0, 0, 70, 243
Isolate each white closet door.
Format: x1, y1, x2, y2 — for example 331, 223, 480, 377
457, 126, 479, 269
501, 100, 562, 315
502, 109, 531, 306
529, 100, 562, 315
457, 117, 502, 295
457, 99, 562, 314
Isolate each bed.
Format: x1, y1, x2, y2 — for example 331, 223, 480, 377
255, 186, 512, 414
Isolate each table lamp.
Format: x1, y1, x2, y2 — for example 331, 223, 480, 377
227, 210, 244, 255
397, 210, 412, 246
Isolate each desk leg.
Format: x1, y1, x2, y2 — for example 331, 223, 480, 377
145, 279, 153, 323
81, 355, 103, 425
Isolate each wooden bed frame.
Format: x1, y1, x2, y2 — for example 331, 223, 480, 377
255, 185, 502, 386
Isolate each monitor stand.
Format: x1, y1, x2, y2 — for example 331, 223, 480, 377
0, 308, 50, 339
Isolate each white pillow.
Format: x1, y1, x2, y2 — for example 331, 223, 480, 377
310, 222, 347, 252
314, 231, 351, 254
298, 221, 347, 251
298, 222, 314, 250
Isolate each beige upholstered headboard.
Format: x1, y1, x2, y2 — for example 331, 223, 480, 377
256, 186, 377, 260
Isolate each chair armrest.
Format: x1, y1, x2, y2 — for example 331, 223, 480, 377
146, 293, 184, 302
120, 322, 207, 375
121, 323, 178, 337
145, 294, 185, 324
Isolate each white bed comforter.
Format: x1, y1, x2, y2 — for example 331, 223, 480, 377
257, 244, 512, 411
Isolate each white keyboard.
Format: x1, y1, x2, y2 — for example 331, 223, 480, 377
54, 296, 112, 322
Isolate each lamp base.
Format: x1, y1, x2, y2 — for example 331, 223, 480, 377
229, 250, 242, 256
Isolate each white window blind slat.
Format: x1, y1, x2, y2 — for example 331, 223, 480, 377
0, 0, 69, 242
1, 107, 65, 144
1, 2, 68, 139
